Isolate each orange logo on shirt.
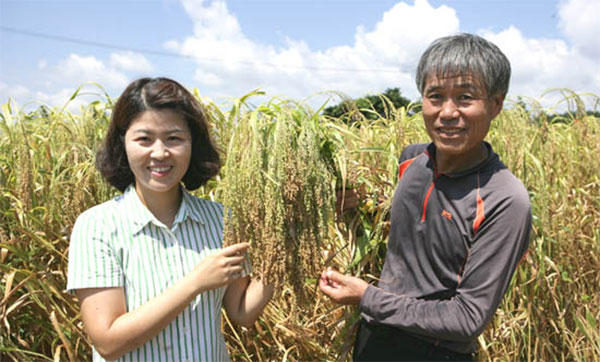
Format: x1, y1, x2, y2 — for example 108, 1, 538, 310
441, 210, 453, 220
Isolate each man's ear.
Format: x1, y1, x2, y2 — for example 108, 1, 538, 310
491, 94, 505, 119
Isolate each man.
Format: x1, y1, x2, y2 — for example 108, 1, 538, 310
320, 33, 531, 361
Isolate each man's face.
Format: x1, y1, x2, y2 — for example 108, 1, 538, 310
422, 73, 504, 164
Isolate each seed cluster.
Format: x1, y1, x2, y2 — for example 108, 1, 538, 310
220, 105, 333, 304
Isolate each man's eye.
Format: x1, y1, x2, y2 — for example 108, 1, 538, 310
427, 93, 442, 100
458, 94, 473, 100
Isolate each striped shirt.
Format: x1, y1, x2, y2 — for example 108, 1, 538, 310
67, 184, 246, 362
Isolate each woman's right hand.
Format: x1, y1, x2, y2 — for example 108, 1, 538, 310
191, 242, 250, 294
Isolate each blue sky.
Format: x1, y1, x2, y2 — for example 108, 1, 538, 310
1, 0, 599, 111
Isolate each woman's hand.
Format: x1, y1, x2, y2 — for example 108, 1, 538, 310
319, 267, 369, 305
75, 242, 252, 360
191, 242, 250, 294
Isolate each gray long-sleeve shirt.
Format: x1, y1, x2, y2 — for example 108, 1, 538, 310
359, 142, 531, 353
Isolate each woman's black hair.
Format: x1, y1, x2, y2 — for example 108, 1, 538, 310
96, 77, 221, 192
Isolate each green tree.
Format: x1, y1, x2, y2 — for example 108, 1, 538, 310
323, 88, 412, 123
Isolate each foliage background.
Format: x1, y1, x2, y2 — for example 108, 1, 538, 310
1, 88, 599, 361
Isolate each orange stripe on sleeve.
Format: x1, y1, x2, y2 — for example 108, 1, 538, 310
421, 182, 435, 222
398, 157, 416, 180
473, 190, 485, 235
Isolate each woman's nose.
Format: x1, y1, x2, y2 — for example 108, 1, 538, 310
150, 140, 169, 158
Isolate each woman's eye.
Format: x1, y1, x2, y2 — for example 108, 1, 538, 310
135, 137, 150, 142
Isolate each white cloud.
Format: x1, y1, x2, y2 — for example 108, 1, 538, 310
1, 54, 131, 112
0, 81, 31, 100
6, 0, 599, 112
110, 51, 154, 73
353, 0, 458, 65
34, 87, 96, 111
171, 0, 459, 103
483, 25, 600, 107
194, 69, 223, 87
182, 0, 243, 40
56, 54, 130, 89
34, 53, 131, 109
163, 39, 180, 51
0, 81, 101, 112
167, 0, 600, 111
558, 0, 600, 59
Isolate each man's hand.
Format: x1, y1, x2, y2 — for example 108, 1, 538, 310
336, 188, 360, 216
319, 267, 369, 305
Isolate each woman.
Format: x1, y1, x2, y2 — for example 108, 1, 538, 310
67, 77, 273, 361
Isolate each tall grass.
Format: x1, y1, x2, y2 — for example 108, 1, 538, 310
1, 88, 599, 361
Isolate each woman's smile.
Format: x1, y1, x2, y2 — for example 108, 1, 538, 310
148, 165, 173, 177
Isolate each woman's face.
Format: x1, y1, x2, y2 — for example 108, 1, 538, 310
124, 109, 192, 199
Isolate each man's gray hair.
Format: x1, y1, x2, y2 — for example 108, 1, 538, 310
415, 33, 511, 98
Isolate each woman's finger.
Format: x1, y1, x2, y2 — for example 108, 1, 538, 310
225, 255, 246, 266
230, 264, 243, 272
221, 243, 250, 256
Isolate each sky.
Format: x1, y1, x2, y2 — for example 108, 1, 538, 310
1, 0, 599, 112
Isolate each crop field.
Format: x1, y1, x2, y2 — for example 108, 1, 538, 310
0, 88, 599, 361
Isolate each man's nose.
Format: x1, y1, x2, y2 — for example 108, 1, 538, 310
440, 99, 460, 120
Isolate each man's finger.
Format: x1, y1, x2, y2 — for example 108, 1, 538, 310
326, 269, 345, 284
319, 277, 336, 295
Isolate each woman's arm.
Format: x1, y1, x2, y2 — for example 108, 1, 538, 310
222, 276, 274, 328
76, 242, 250, 360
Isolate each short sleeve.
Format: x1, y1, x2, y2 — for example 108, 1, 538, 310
66, 207, 123, 292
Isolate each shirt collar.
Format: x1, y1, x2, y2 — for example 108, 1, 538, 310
122, 184, 206, 234
122, 185, 156, 234
426, 141, 496, 178
178, 188, 206, 225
